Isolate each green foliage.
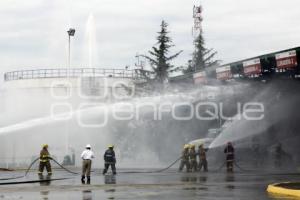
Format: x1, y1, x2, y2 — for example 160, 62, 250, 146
193, 32, 220, 70
143, 20, 183, 83
183, 31, 220, 74
182, 60, 194, 74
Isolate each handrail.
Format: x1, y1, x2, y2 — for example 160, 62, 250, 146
4, 68, 144, 81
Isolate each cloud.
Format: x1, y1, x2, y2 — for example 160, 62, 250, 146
0, 0, 299, 77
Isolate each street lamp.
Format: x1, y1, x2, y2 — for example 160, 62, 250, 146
67, 28, 75, 74
66, 28, 75, 156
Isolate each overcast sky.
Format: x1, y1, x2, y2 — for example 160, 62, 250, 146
0, 0, 300, 75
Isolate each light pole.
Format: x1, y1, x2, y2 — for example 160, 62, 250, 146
66, 28, 75, 157
67, 28, 75, 74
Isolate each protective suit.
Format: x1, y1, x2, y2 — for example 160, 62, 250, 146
102, 145, 117, 175
198, 145, 208, 172
179, 145, 190, 172
224, 142, 234, 172
38, 144, 52, 176
189, 145, 198, 172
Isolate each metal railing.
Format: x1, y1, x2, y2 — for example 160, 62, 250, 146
4, 68, 145, 81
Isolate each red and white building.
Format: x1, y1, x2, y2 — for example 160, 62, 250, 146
276, 50, 298, 69
193, 71, 207, 84
216, 66, 232, 80
243, 58, 262, 76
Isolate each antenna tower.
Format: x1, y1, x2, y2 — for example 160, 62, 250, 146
193, 5, 203, 37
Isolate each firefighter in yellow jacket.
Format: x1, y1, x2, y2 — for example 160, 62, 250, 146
198, 144, 208, 172
189, 144, 198, 172
38, 144, 52, 176
179, 144, 190, 172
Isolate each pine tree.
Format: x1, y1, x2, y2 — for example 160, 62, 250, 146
182, 60, 194, 74
193, 32, 219, 71
143, 20, 182, 83
183, 31, 219, 74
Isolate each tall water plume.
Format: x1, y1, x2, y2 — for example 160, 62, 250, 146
84, 13, 98, 68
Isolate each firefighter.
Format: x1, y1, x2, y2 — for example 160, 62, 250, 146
189, 144, 198, 172
81, 144, 95, 184
224, 142, 235, 172
179, 144, 190, 172
103, 145, 117, 175
198, 144, 208, 172
38, 144, 52, 176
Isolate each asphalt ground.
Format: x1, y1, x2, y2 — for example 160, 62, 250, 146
0, 169, 299, 200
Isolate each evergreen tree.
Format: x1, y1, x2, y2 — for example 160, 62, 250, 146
182, 60, 194, 74
183, 31, 219, 74
143, 20, 182, 83
193, 32, 219, 71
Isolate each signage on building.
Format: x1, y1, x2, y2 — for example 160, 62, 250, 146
193, 71, 207, 84
276, 50, 297, 69
216, 66, 232, 80
243, 58, 262, 75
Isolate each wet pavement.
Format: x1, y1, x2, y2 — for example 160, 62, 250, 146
0, 169, 299, 200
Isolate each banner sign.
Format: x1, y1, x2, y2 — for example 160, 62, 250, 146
216, 66, 232, 80
193, 71, 207, 84
276, 50, 297, 69
243, 58, 262, 75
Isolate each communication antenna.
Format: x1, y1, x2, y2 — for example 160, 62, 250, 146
192, 4, 204, 72
192, 5, 203, 38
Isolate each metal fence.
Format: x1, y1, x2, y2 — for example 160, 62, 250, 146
4, 68, 144, 81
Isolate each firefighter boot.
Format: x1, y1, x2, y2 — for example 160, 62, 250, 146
81, 175, 85, 183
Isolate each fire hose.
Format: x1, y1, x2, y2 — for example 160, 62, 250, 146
120, 156, 182, 174
0, 156, 182, 183
0, 157, 78, 181
50, 158, 78, 175
0, 156, 249, 183
216, 160, 249, 172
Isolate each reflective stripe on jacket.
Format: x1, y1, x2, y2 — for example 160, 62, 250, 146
40, 149, 51, 162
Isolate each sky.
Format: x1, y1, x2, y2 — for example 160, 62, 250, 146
0, 0, 300, 76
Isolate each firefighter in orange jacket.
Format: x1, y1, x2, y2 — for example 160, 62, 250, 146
38, 144, 52, 176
